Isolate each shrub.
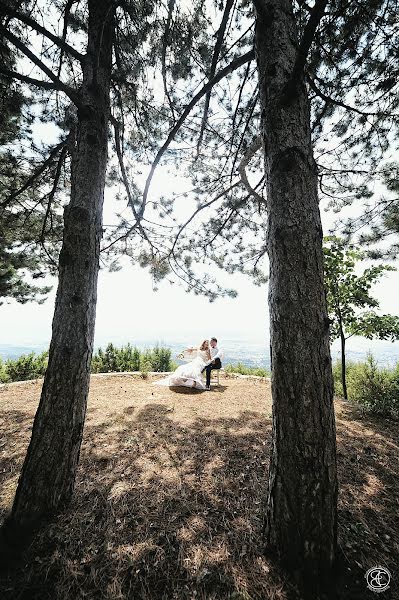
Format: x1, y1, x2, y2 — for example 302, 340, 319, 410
147, 345, 174, 372
4, 351, 48, 382
332, 359, 365, 398
0, 357, 10, 383
91, 344, 175, 373
0, 344, 177, 383
333, 354, 399, 419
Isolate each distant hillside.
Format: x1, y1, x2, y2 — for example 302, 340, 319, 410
0, 344, 47, 360
1, 337, 399, 367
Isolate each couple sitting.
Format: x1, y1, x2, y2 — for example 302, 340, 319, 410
154, 337, 223, 390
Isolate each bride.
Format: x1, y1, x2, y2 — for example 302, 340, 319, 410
153, 340, 211, 389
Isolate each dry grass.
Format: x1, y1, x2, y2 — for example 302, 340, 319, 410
0, 373, 398, 599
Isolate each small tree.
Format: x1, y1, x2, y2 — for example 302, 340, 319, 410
324, 236, 399, 400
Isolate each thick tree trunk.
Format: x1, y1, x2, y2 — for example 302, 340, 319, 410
340, 329, 348, 400
5, 0, 114, 533
254, 0, 338, 586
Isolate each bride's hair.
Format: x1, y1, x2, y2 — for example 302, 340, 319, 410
199, 339, 211, 361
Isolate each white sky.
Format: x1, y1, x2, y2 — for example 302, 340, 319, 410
1, 28, 398, 354
2, 169, 399, 351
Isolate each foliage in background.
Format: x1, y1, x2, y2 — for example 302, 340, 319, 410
0, 350, 49, 383
1, 346, 273, 382
91, 343, 177, 374
333, 354, 399, 420
324, 236, 399, 399
324, 237, 399, 341
224, 362, 270, 378
0, 344, 177, 383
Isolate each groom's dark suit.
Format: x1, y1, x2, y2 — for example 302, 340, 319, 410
202, 357, 222, 387
202, 344, 222, 387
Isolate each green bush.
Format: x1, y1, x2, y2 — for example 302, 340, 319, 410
224, 362, 270, 377
332, 359, 365, 398
148, 345, 176, 372
0, 344, 176, 383
0, 357, 10, 383
4, 351, 49, 382
91, 344, 176, 373
333, 354, 399, 419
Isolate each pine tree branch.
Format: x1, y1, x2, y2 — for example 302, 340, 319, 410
196, 0, 235, 156
0, 26, 81, 105
317, 164, 372, 175
230, 92, 258, 181
2, 4, 84, 62
283, 0, 328, 101
161, 0, 176, 122
111, 116, 154, 251
207, 207, 237, 246
237, 136, 264, 204
0, 139, 68, 208
39, 145, 68, 244
57, 0, 77, 79
142, 49, 255, 213
307, 75, 389, 117
169, 181, 241, 257
0, 67, 68, 93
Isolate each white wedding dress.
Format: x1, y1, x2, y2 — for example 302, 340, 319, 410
153, 349, 209, 389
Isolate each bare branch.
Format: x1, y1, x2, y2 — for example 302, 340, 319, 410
40, 145, 68, 243
57, 0, 78, 79
230, 92, 258, 180
228, 60, 253, 155
111, 116, 154, 250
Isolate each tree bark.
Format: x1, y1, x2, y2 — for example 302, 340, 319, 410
340, 328, 348, 400
254, 0, 338, 587
5, 0, 114, 533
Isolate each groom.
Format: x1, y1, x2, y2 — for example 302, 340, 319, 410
202, 336, 223, 390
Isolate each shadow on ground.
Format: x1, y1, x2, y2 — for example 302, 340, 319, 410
0, 398, 398, 600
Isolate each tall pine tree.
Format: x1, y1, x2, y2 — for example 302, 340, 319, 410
100, 0, 397, 589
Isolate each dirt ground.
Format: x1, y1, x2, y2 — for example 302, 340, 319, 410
0, 373, 398, 599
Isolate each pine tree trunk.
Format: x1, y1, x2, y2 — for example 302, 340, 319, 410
340, 329, 348, 400
254, 0, 338, 586
6, 0, 114, 533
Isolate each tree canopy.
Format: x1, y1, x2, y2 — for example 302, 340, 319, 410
0, 27, 57, 303
100, 0, 399, 297
1, 1, 398, 301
